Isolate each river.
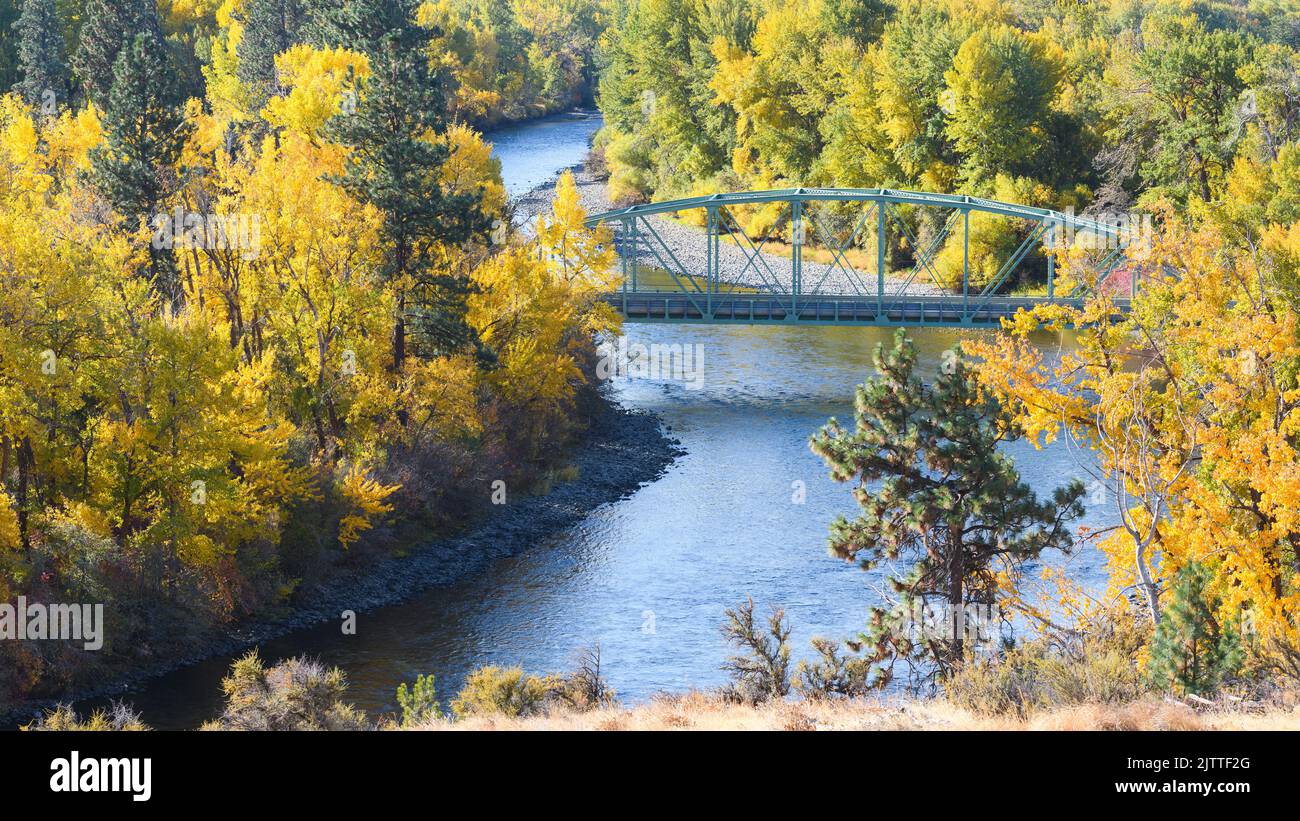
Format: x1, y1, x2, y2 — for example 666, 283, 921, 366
83, 112, 1116, 729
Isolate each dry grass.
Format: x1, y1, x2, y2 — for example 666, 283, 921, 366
406, 692, 1300, 731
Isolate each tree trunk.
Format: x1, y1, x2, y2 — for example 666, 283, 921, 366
949, 536, 965, 664
392, 289, 406, 371
1136, 539, 1161, 625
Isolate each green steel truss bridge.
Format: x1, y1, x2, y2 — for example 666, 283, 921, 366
584, 188, 1138, 327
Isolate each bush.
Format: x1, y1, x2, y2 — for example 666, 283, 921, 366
795, 637, 873, 700
450, 666, 550, 719
202, 651, 368, 731
395, 673, 441, 727
24, 701, 150, 731
721, 598, 791, 704
548, 645, 617, 712
946, 636, 1149, 717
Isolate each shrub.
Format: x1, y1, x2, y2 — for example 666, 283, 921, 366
946, 635, 1149, 717
548, 645, 617, 712
721, 598, 791, 704
24, 701, 150, 731
450, 666, 550, 719
795, 637, 873, 700
202, 651, 368, 731
395, 673, 441, 727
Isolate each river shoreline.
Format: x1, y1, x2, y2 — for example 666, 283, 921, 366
7, 123, 689, 729
5, 392, 680, 728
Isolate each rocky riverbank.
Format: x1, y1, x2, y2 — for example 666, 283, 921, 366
5, 394, 682, 727
514, 161, 946, 297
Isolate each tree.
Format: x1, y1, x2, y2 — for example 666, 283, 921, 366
71, 0, 162, 108
810, 330, 1084, 686
237, 0, 299, 110
313, 0, 486, 368
1103, 13, 1252, 204
13, 0, 68, 111
968, 210, 1300, 652
942, 25, 1063, 188
710, 0, 837, 183
89, 32, 192, 305
1148, 562, 1244, 697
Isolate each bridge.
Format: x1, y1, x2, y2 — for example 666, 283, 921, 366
584, 188, 1138, 327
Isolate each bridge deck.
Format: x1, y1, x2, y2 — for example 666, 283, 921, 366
605, 292, 1117, 327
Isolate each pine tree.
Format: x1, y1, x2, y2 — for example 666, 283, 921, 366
810, 330, 1085, 686
236, 0, 298, 110
311, 0, 487, 367
1148, 562, 1244, 697
13, 0, 68, 111
71, 0, 162, 108
90, 33, 193, 305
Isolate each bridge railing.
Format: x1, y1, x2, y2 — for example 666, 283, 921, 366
584, 187, 1140, 326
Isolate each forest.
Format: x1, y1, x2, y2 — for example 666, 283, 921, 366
0, 0, 614, 707
3, 0, 1300, 724
598, 0, 1300, 290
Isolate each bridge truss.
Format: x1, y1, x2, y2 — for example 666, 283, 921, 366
584, 188, 1138, 327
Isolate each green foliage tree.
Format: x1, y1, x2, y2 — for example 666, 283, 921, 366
236, 0, 299, 110
1104, 13, 1253, 203
71, 0, 161, 108
89, 32, 192, 305
0, 0, 19, 91
13, 0, 67, 111
810, 330, 1085, 687
598, 0, 744, 196
943, 25, 1063, 188
313, 0, 486, 367
1147, 562, 1245, 697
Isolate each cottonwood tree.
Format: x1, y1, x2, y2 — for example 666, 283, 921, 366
811, 330, 1084, 687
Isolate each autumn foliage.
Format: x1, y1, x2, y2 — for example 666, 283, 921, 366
0, 3, 616, 707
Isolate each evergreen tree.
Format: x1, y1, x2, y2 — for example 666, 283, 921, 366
90, 33, 192, 305
0, 0, 19, 92
72, 0, 161, 108
13, 0, 68, 111
312, 0, 487, 367
810, 330, 1085, 687
1148, 562, 1244, 697
236, 0, 298, 109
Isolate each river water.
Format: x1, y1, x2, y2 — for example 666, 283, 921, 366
87, 112, 1116, 729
